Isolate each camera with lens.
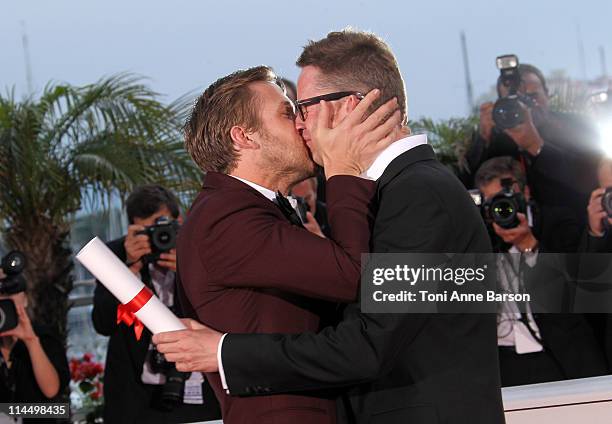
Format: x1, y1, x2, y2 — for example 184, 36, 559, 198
602, 187, 612, 217
137, 216, 180, 263
0, 251, 27, 333
481, 178, 527, 229
492, 54, 537, 130
148, 345, 190, 410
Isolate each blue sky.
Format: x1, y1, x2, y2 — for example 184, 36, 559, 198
2, 0, 611, 120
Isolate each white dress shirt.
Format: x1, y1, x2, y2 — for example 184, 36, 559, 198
218, 133, 428, 392
496, 247, 543, 353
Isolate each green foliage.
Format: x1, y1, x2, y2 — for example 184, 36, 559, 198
0, 74, 200, 227
410, 115, 478, 175
0, 74, 201, 337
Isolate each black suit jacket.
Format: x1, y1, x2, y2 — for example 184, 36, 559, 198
576, 230, 612, 372
91, 238, 220, 424
221, 145, 505, 424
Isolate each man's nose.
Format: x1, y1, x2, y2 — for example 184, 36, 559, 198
295, 115, 306, 131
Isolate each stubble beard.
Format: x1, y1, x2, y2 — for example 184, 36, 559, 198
260, 132, 316, 185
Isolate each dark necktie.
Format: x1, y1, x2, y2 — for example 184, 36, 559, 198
274, 191, 304, 228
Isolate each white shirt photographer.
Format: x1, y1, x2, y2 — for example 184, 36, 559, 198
139, 265, 205, 404
497, 247, 543, 354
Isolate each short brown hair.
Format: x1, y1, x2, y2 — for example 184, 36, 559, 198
474, 156, 527, 190
184, 66, 279, 173
297, 29, 407, 123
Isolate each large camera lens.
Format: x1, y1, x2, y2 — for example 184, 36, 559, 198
483, 187, 526, 230
1, 251, 26, 276
602, 188, 612, 217
493, 97, 525, 130
151, 227, 176, 252
160, 368, 189, 410
0, 251, 27, 295
490, 198, 519, 229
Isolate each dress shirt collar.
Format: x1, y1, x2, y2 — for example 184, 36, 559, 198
229, 175, 277, 202
228, 175, 299, 209
361, 133, 428, 181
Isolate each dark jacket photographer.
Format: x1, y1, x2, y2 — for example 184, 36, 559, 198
290, 176, 331, 238
463, 63, 600, 223
475, 157, 608, 386
91, 185, 220, 424
576, 159, 612, 371
0, 290, 70, 424
581, 159, 612, 253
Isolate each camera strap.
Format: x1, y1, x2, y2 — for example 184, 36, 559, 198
498, 253, 544, 350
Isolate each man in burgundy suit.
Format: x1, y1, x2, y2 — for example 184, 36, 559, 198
162, 66, 400, 423
156, 30, 505, 424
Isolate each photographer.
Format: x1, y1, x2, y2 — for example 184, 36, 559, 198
578, 157, 612, 370
91, 185, 220, 424
583, 157, 612, 252
290, 177, 330, 238
0, 258, 70, 424
474, 157, 607, 386
464, 61, 600, 222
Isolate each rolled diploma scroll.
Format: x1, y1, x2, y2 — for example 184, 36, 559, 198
76, 237, 186, 333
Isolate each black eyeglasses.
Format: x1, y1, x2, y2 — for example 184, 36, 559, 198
295, 91, 364, 121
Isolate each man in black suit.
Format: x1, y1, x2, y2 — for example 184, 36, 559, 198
474, 157, 608, 386
154, 29, 505, 423
92, 185, 220, 424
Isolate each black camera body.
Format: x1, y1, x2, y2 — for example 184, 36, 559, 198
0, 251, 27, 333
602, 187, 612, 217
492, 54, 536, 130
137, 216, 180, 263
149, 342, 190, 410
482, 178, 527, 229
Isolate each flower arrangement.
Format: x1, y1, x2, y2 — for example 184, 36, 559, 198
70, 353, 104, 423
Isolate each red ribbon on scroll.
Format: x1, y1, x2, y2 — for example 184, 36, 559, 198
116, 286, 153, 340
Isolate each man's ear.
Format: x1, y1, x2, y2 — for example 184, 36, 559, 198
331, 96, 361, 127
344, 94, 361, 113
230, 126, 259, 150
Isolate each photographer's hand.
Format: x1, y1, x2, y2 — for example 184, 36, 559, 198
493, 213, 538, 252
124, 225, 151, 275
153, 318, 222, 373
479, 102, 495, 143
0, 298, 36, 343
0, 296, 60, 398
504, 102, 544, 156
587, 188, 609, 237
157, 249, 177, 272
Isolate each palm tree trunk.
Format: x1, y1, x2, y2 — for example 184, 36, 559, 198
5, 216, 73, 342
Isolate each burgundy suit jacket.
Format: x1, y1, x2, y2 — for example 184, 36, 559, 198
176, 172, 375, 424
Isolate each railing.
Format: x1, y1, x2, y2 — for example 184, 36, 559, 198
502, 375, 612, 423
